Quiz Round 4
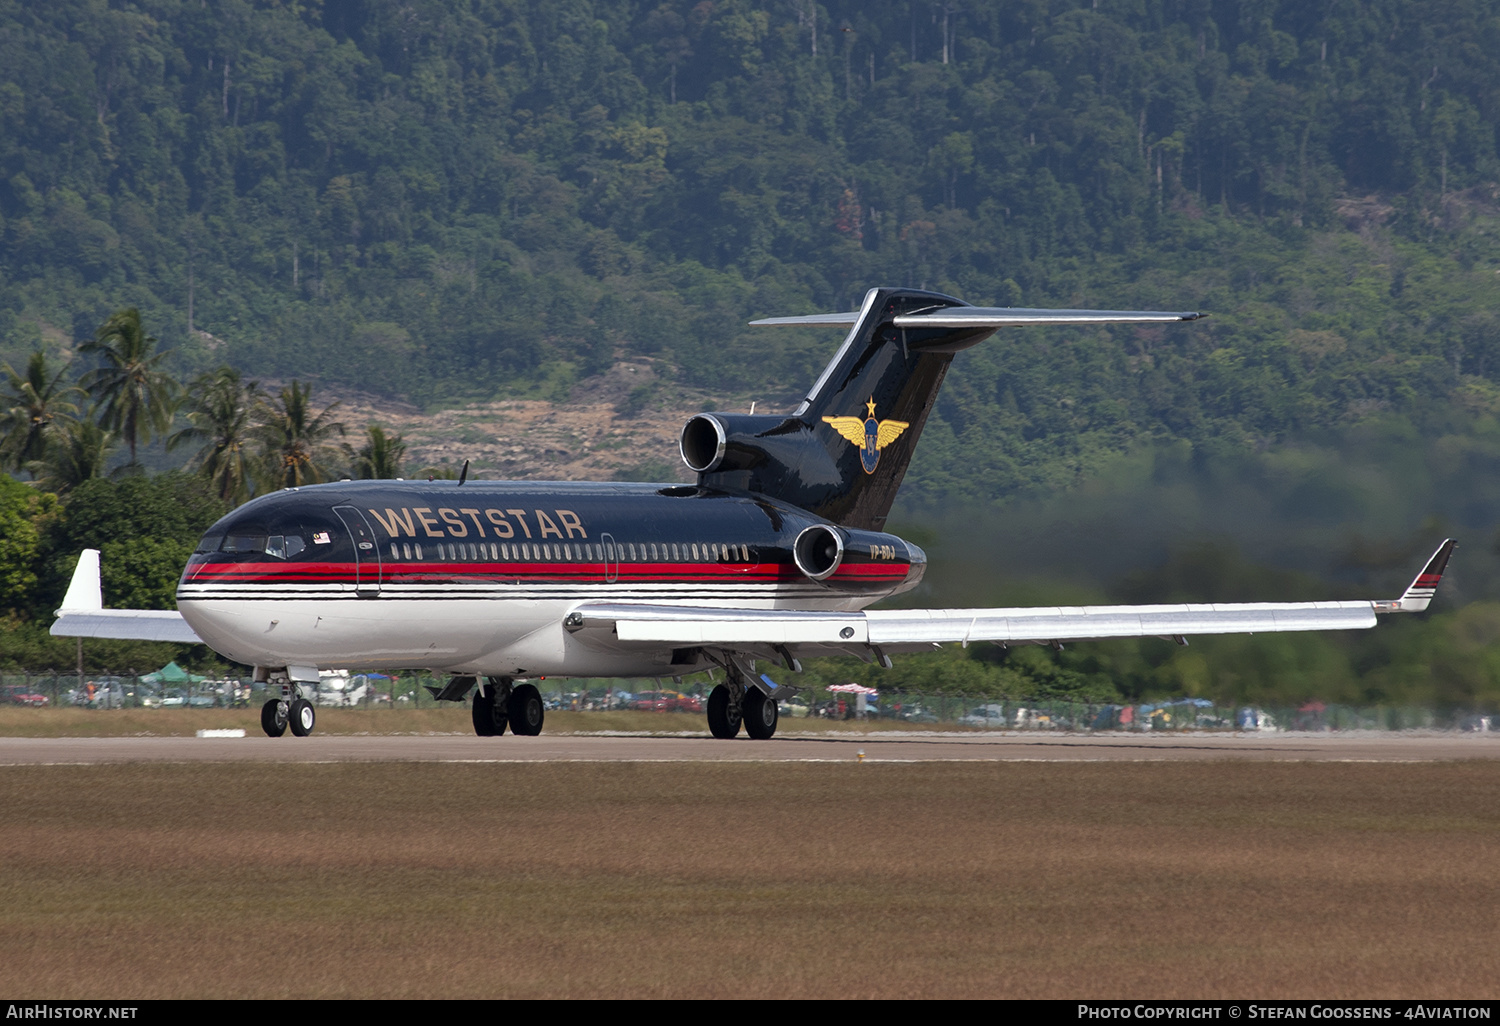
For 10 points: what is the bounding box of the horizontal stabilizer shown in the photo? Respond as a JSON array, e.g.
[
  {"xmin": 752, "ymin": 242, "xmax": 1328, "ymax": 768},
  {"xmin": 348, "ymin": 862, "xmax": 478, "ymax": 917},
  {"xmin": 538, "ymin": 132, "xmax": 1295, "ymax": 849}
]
[
  {"xmin": 891, "ymin": 307, "xmax": 1205, "ymax": 329},
  {"xmin": 750, "ymin": 308, "xmax": 1205, "ymax": 328},
  {"xmin": 749, "ymin": 312, "xmax": 861, "ymax": 326}
]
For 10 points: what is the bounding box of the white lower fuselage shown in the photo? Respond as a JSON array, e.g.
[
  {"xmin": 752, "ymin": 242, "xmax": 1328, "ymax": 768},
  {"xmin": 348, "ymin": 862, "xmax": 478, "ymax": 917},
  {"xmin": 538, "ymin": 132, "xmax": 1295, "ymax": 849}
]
[{"xmin": 178, "ymin": 583, "xmax": 874, "ymax": 678}]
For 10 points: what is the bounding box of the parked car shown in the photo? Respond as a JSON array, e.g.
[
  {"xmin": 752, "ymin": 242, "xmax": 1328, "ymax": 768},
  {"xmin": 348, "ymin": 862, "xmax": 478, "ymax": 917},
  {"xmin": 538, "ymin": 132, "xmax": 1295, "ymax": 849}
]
[
  {"xmin": 627, "ymin": 690, "xmax": 703, "ymax": 713},
  {"xmin": 1, "ymin": 684, "xmax": 49, "ymax": 707},
  {"xmin": 959, "ymin": 704, "xmax": 1008, "ymax": 727},
  {"xmin": 67, "ymin": 678, "xmax": 128, "ymax": 709}
]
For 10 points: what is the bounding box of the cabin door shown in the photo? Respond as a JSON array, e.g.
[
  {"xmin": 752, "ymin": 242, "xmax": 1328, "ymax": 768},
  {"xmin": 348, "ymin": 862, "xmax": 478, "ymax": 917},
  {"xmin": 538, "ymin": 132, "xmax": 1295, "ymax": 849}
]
[{"xmin": 333, "ymin": 506, "xmax": 382, "ymax": 596}]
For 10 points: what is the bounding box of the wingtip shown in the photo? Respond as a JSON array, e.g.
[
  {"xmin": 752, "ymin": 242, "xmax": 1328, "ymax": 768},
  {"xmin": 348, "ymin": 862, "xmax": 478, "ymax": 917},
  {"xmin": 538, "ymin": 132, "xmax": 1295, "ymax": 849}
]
[
  {"xmin": 57, "ymin": 548, "xmax": 103, "ymax": 613},
  {"xmin": 1386, "ymin": 538, "xmax": 1457, "ymax": 613}
]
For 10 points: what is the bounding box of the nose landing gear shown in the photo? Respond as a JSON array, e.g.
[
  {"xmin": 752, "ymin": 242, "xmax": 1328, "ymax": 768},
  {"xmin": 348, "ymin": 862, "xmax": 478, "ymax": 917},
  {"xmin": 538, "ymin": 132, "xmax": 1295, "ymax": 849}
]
[
  {"xmin": 259, "ymin": 676, "xmax": 316, "ymax": 737},
  {"xmin": 289, "ymin": 697, "xmax": 316, "ymax": 737}
]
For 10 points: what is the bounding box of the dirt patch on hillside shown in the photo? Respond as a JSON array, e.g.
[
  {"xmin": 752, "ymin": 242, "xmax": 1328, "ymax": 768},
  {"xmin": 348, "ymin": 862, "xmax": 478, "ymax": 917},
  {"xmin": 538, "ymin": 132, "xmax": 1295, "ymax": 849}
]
[{"xmin": 277, "ymin": 357, "xmax": 796, "ymax": 484}]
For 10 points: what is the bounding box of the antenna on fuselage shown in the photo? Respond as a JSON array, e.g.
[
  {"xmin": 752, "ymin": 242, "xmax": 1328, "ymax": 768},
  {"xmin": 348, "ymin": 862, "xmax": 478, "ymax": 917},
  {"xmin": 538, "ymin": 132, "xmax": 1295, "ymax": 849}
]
[{"xmin": 458, "ymin": 459, "xmax": 470, "ymax": 486}]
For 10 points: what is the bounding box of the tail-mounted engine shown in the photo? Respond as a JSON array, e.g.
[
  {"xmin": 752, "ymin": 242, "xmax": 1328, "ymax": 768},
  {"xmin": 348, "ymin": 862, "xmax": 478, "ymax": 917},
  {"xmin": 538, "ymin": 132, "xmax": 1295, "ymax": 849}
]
[
  {"xmin": 680, "ymin": 413, "xmax": 822, "ymax": 476},
  {"xmin": 791, "ymin": 521, "xmax": 925, "ymax": 589},
  {"xmin": 679, "ymin": 412, "xmax": 847, "ymax": 507}
]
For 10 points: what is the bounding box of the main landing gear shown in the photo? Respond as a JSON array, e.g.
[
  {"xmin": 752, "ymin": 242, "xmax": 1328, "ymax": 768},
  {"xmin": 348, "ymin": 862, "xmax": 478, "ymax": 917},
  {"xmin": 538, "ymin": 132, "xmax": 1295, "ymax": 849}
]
[
  {"xmin": 470, "ymin": 677, "xmax": 544, "ymax": 737},
  {"xmin": 706, "ymin": 664, "xmax": 779, "ymax": 740},
  {"xmin": 259, "ymin": 683, "xmax": 316, "ymax": 738}
]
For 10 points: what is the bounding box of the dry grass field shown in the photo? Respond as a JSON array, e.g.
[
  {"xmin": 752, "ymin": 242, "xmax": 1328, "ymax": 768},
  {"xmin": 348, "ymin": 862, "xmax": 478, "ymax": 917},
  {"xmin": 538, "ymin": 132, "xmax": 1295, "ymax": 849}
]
[
  {"xmin": 2, "ymin": 760, "xmax": 1497, "ymax": 999},
  {"xmin": 0, "ymin": 705, "xmax": 961, "ymax": 737}
]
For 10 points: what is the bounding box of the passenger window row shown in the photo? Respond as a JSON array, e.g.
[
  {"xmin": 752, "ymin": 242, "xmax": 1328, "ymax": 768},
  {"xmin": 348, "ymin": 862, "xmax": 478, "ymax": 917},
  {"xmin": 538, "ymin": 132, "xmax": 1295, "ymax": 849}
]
[{"xmin": 385, "ymin": 541, "xmax": 754, "ymax": 563}]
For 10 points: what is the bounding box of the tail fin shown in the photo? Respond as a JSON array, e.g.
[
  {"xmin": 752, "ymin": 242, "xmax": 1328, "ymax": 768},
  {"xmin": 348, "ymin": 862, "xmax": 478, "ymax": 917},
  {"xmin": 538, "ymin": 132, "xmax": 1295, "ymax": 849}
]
[{"xmin": 742, "ymin": 287, "xmax": 1203, "ymax": 530}]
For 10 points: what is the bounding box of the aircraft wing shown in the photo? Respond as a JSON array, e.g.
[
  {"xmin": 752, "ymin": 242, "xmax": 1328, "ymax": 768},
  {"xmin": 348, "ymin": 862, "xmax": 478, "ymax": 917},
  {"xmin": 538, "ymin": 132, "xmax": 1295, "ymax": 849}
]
[
  {"xmin": 48, "ymin": 549, "xmax": 204, "ymax": 644},
  {"xmin": 568, "ymin": 540, "xmax": 1455, "ymax": 656}
]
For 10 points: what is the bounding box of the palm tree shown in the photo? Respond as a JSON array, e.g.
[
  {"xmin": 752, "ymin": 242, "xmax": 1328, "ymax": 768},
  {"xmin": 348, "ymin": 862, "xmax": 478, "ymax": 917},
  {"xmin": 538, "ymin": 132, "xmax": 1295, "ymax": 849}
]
[
  {"xmin": 0, "ymin": 350, "xmax": 83, "ymax": 475},
  {"xmin": 80, "ymin": 307, "xmax": 180, "ymax": 466},
  {"xmin": 257, "ymin": 381, "xmax": 347, "ymax": 489},
  {"xmin": 26, "ymin": 418, "xmax": 118, "ymax": 494},
  {"xmin": 169, "ymin": 367, "xmax": 262, "ymax": 505},
  {"xmin": 352, "ymin": 424, "xmax": 407, "ymax": 479}
]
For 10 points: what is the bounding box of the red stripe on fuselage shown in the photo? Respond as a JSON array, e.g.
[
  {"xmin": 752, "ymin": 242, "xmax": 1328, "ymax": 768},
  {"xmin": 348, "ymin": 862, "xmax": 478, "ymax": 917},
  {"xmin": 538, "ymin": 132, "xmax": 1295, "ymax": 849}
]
[{"xmin": 182, "ymin": 559, "xmax": 909, "ymax": 586}]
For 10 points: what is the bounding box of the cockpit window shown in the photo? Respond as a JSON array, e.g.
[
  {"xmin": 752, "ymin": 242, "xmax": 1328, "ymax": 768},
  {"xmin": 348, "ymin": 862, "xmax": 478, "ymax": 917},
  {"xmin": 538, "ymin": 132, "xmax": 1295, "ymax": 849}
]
[
  {"xmin": 264, "ymin": 535, "xmax": 307, "ymax": 559},
  {"xmin": 195, "ymin": 532, "xmax": 224, "ymax": 554},
  {"xmin": 221, "ymin": 533, "xmax": 307, "ymax": 558}
]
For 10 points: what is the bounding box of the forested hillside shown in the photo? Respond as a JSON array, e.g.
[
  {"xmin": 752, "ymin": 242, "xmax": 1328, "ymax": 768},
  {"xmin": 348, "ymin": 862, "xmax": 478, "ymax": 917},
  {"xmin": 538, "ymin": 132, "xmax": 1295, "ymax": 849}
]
[
  {"xmin": 5, "ymin": 1, "xmax": 1500, "ymax": 491},
  {"xmin": 6, "ymin": 1, "xmax": 1500, "ymax": 704}
]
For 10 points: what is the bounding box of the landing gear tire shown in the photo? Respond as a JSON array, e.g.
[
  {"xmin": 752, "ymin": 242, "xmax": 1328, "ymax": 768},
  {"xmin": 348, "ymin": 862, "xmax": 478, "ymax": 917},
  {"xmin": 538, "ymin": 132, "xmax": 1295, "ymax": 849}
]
[
  {"xmin": 743, "ymin": 688, "xmax": 778, "ymax": 740},
  {"xmin": 507, "ymin": 684, "xmax": 544, "ymax": 736},
  {"xmin": 260, "ymin": 699, "xmax": 288, "ymax": 738},
  {"xmin": 289, "ymin": 697, "xmax": 316, "ymax": 737},
  {"xmin": 707, "ymin": 684, "xmax": 742, "ymax": 739},
  {"xmin": 472, "ymin": 687, "xmax": 508, "ymax": 737}
]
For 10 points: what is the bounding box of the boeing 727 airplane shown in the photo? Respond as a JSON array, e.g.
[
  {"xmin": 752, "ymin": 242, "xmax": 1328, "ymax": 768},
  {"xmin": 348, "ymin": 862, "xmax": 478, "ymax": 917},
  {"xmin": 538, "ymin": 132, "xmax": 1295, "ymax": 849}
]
[{"xmin": 51, "ymin": 287, "xmax": 1456, "ymax": 739}]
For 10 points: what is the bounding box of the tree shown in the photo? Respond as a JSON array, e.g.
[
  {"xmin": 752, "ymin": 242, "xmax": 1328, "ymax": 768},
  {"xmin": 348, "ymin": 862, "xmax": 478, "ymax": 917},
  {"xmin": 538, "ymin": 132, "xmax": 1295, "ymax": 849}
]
[
  {"xmin": 38, "ymin": 472, "xmax": 228, "ymax": 615},
  {"xmin": 26, "ymin": 418, "xmax": 117, "ymax": 495},
  {"xmin": 256, "ymin": 381, "xmax": 347, "ymax": 489},
  {"xmin": 0, "ymin": 473, "xmax": 56, "ymax": 616},
  {"xmin": 169, "ymin": 367, "xmax": 262, "ymax": 505},
  {"xmin": 80, "ymin": 308, "xmax": 179, "ymax": 466},
  {"xmin": 352, "ymin": 424, "xmax": 407, "ymax": 479},
  {"xmin": 0, "ymin": 350, "xmax": 83, "ymax": 474}
]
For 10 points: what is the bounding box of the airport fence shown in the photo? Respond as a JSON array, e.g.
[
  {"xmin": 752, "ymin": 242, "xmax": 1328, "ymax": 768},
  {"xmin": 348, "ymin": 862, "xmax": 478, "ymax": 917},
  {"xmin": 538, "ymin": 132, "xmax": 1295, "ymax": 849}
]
[{"xmin": 2, "ymin": 670, "xmax": 1494, "ymax": 731}]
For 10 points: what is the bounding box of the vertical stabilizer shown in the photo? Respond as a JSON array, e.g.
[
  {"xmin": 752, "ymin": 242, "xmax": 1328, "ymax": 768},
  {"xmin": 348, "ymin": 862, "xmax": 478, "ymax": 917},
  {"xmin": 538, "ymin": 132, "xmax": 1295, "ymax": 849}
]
[{"xmin": 725, "ymin": 288, "xmax": 1204, "ymax": 530}]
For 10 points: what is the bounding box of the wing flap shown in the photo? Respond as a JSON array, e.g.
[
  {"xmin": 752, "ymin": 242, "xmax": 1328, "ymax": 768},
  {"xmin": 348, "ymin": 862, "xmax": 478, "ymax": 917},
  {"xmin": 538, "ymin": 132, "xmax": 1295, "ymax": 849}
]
[
  {"xmin": 569, "ymin": 599, "xmax": 1379, "ymax": 650},
  {"xmin": 865, "ymin": 602, "xmax": 1377, "ymax": 645},
  {"xmin": 577, "ymin": 604, "xmax": 869, "ymax": 645}
]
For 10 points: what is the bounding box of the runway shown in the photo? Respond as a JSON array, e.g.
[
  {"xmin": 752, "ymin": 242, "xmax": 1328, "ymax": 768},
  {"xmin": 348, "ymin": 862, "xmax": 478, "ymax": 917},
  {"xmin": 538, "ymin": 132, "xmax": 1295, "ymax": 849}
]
[{"xmin": 3, "ymin": 729, "xmax": 1498, "ymax": 764}]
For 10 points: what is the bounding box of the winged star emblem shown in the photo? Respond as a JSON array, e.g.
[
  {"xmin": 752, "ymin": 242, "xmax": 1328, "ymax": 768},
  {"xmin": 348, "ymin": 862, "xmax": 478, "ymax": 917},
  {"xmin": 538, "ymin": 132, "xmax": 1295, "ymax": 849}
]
[{"xmin": 822, "ymin": 397, "xmax": 910, "ymax": 474}]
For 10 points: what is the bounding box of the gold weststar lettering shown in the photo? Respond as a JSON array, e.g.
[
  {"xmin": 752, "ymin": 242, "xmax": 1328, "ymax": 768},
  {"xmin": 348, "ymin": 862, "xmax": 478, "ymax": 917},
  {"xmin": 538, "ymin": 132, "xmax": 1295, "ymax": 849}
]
[{"xmin": 367, "ymin": 507, "xmax": 587, "ymax": 541}]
